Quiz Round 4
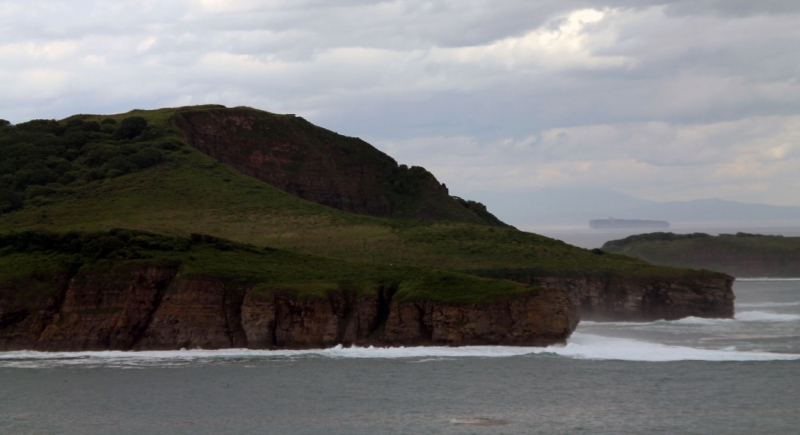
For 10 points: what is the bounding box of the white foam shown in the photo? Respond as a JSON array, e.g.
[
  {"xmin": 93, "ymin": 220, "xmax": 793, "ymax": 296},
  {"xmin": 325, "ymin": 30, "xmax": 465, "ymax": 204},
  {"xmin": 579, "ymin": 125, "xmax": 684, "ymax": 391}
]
[
  {"xmin": 735, "ymin": 311, "xmax": 800, "ymax": 322},
  {"xmin": 1, "ymin": 332, "xmax": 798, "ymax": 367},
  {"xmin": 737, "ymin": 301, "xmax": 800, "ymax": 308},
  {"xmin": 582, "ymin": 310, "xmax": 800, "ymax": 327},
  {"xmin": 553, "ymin": 333, "xmax": 800, "ymax": 362},
  {"xmin": 667, "ymin": 316, "xmax": 734, "ymax": 325},
  {"xmin": 450, "ymin": 418, "xmax": 510, "ymax": 426},
  {"xmin": 580, "ymin": 320, "xmax": 655, "ymax": 327},
  {"xmin": 737, "ymin": 278, "xmax": 800, "ymax": 281}
]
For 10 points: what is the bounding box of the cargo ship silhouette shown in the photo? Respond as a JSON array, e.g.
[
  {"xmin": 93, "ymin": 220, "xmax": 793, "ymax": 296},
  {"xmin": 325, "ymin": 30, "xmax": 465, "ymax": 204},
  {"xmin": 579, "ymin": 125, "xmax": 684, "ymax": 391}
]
[{"xmin": 589, "ymin": 217, "xmax": 670, "ymax": 229}]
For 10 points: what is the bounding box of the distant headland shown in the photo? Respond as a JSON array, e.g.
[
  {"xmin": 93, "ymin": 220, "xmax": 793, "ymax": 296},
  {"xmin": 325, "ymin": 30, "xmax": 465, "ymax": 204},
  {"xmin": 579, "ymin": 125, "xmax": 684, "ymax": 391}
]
[{"xmin": 590, "ymin": 218, "xmax": 670, "ymax": 229}]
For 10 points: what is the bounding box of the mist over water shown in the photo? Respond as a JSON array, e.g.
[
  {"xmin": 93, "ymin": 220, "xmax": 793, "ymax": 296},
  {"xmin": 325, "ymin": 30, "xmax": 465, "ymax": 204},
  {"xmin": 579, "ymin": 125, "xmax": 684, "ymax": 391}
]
[{"xmin": 1, "ymin": 280, "xmax": 798, "ymax": 434}]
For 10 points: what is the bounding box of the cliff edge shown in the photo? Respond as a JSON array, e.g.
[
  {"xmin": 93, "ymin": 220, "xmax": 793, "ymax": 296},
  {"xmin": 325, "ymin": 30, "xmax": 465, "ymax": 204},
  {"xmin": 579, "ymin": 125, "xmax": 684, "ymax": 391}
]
[{"xmin": 0, "ymin": 231, "xmax": 577, "ymax": 351}]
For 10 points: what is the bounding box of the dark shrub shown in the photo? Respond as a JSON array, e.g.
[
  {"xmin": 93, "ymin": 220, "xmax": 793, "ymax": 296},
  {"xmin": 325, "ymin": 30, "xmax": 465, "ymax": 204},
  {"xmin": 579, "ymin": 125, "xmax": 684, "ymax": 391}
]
[
  {"xmin": 115, "ymin": 116, "xmax": 148, "ymax": 140},
  {"xmin": 15, "ymin": 119, "xmax": 64, "ymax": 136},
  {"xmin": 0, "ymin": 188, "xmax": 23, "ymax": 213},
  {"xmin": 129, "ymin": 147, "xmax": 163, "ymax": 169},
  {"xmin": 83, "ymin": 144, "xmax": 120, "ymax": 167},
  {"xmin": 101, "ymin": 118, "xmax": 117, "ymax": 125},
  {"xmin": 0, "ymin": 120, "xmax": 10, "ymax": 127},
  {"xmin": 66, "ymin": 119, "xmax": 84, "ymax": 130},
  {"xmin": 26, "ymin": 184, "xmax": 59, "ymax": 199},
  {"xmin": 14, "ymin": 163, "xmax": 59, "ymax": 188},
  {"xmin": 84, "ymin": 168, "xmax": 106, "ymax": 181},
  {"xmin": 83, "ymin": 121, "xmax": 101, "ymax": 132},
  {"xmin": 104, "ymin": 156, "xmax": 137, "ymax": 174}
]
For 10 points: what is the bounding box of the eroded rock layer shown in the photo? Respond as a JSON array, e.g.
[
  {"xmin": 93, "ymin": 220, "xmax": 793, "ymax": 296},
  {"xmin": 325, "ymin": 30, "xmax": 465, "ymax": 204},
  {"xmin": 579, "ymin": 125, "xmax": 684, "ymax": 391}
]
[
  {"xmin": 0, "ymin": 267, "xmax": 578, "ymax": 351},
  {"xmin": 485, "ymin": 273, "xmax": 735, "ymax": 321}
]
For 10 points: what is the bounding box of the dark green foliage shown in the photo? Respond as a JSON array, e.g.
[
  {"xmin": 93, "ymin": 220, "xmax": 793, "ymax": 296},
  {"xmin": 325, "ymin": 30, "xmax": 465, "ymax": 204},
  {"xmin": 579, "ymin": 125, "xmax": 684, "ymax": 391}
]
[
  {"xmin": 0, "ymin": 188, "xmax": 22, "ymax": 213},
  {"xmin": 114, "ymin": 116, "xmax": 148, "ymax": 139},
  {"xmin": 15, "ymin": 119, "xmax": 64, "ymax": 135},
  {"xmin": 129, "ymin": 147, "xmax": 163, "ymax": 168},
  {"xmin": 0, "ymin": 230, "xmax": 535, "ymax": 304},
  {"xmin": 0, "ymin": 120, "xmax": 11, "ymax": 127},
  {"xmin": 0, "ymin": 229, "xmax": 191, "ymax": 261},
  {"xmin": 101, "ymin": 119, "xmax": 117, "ymax": 125},
  {"xmin": 0, "ymin": 114, "xmax": 180, "ymax": 213},
  {"xmin": 453, "ymin": 196, "xmax": 511, "ymax": 228},
  {"xmin": 83, "ymin": 121, "xmax": 102, "ymax": 132},
  {"xmin": 602, "ymin": 232, "xmax": 711, "ymax": 248},
  {"xmin": 389, "ymin": 164, "xmax": 431, "ymax": 196}
]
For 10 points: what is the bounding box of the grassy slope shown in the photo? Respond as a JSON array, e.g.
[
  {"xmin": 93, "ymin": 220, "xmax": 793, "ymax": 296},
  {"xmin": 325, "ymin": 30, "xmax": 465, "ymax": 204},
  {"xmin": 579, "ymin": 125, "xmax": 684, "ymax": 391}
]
[
  {"xmin": 0, "ymin": 106, "xmax": 716, "ymax": 289},
  {"xmin": 0, "ymin": 230, "xmax": 533, "ymax": 305},
  {"xmin": 603, "ymin": 232, "xmax": 800, "ymax": 277}
]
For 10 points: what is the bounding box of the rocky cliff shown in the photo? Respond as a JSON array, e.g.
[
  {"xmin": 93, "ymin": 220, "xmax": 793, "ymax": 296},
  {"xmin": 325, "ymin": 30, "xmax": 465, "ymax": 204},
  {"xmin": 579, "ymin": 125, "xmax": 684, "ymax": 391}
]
[
  {"xmin": 474, "ymin": 271, "xmax": 734, "ymax": 321},
  {"xmin": 173, "ymin": 107, "xmax": 507, "ymax": 226},
  {"xmin": 0, "ymin": 266, "xmax": 578, "ymax": 351}
]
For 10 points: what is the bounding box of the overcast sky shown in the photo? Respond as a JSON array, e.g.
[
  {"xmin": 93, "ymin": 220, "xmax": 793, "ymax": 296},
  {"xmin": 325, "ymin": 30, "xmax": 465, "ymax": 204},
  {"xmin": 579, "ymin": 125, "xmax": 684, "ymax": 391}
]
[{"xmin": 2, "ymin": 0, "xmax": 799, "ymax": 206}]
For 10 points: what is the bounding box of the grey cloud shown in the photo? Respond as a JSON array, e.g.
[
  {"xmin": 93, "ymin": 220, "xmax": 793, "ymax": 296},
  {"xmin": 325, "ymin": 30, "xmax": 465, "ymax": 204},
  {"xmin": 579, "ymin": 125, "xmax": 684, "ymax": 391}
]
[{"xmin": 1, "ymin": 0, "xmax": 799, "ymax": 206}]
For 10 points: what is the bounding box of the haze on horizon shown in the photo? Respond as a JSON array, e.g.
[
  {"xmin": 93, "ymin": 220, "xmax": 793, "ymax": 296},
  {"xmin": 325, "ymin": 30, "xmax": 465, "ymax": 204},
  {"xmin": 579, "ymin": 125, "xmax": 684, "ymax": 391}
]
[{"xmin": 2, "ymin": 0, "xmax": 799, "ymax": 212}]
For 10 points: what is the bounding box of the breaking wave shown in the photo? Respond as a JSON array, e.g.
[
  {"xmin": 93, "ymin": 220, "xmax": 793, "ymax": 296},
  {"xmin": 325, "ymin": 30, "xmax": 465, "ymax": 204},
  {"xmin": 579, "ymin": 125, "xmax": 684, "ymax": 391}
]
[
  {"xmin": 583, "ymin": 310, "xmax": 800, "ymax": 327},
  {"xmin": 737, "ymin": 301, "xmax": 800, "ymax": 308},
  {"xmin": 1, "ymin": 332, "xmax": 798, "ymax": 368}
]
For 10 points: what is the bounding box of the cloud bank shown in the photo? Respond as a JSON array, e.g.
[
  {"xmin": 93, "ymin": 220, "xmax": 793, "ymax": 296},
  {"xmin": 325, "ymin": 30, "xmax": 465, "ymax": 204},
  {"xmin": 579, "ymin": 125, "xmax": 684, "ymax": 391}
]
[{"xmin": 1, "ymin": 0, "xmax": 798, "ymax": 206}]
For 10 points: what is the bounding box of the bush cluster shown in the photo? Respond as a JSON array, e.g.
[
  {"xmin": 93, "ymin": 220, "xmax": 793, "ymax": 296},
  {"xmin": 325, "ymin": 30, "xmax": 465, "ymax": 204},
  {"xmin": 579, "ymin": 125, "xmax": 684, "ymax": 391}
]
[
  {"xmin": 0, "ymin": 116, "xmax": 184, "ymax": 214},
  {"xmin": 0, "ymin": 229, "xmax": 192, "ymax": 261},
  {"xmin": 0, "ymin": 230, "xmax": 261, "ymax": 262}
]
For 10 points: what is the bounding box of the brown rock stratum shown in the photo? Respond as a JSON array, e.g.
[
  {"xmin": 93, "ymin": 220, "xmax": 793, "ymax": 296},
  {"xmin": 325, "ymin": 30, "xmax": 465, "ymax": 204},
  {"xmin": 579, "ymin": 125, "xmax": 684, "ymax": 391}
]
[{"xmin": 0, "ymin": 266, "xmax": 579, "ymax": 351}]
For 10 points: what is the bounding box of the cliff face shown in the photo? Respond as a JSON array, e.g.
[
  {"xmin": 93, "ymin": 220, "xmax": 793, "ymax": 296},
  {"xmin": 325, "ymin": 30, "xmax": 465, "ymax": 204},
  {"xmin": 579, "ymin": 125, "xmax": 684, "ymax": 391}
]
[
  {"xmin": 0, "ymin": 267, "xmax": 578, "ymax": 351},
  {"xmin": 173, "ymin": 107, "xmax": 506, "ymax": 225},
  {"xmin": 483, "ymin": 273, "xmax": 734, "ymax": 321}
]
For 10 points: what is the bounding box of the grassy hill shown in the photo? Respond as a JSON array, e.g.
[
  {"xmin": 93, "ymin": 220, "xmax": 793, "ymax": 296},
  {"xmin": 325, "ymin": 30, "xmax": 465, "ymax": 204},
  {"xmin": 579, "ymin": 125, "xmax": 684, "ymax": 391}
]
[
  {"xmin": 603, "ymin": 232, "xmax": 800, "ymax": 277},
  {"xmin": 0, "ymin": 105, "xmax": 715, "ymax": 290}
]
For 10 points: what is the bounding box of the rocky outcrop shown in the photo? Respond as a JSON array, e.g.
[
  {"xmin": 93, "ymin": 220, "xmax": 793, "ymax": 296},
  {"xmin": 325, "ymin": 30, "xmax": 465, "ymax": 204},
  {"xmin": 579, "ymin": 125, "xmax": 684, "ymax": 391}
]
[
  {"xmin": 482, "ymin": 272, "xmax": 734, "ymax": 321},
  {"xmin": 37, "ymin": 266, "xmax": 176, "ymax": 351},
  {"xmin": 383, "ymin": 290, "xmax": 578, "ymax": 346},
  {"xmin": 0, "ymin": 268, "xmax": 578, "ymax": 351},
  {"xmin": 173, "ymin": 107, "xmax": 506, "ymax": 225}
]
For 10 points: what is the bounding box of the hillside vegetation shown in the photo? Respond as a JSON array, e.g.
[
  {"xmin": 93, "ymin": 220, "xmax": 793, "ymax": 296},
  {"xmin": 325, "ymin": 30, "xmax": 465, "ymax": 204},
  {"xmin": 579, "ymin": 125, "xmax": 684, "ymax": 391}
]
[
  {"xmin": 0, "ymin": 229, "xmax": 534, "ymax": 305},
  {"xmin": 603, "ymin": 232, "xmax": 800, "ymax": 277},
  {"xmin": 0, "ymin": 106, "xmax": 715, "ymax": 293}
]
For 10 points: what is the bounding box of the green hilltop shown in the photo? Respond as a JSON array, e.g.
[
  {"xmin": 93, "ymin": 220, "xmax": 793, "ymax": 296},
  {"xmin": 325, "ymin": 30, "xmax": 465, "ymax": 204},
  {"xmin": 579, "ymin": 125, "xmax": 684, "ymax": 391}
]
[{"xmin": 0, "ymin": 106, "xmax": 716, "ymax": 304}]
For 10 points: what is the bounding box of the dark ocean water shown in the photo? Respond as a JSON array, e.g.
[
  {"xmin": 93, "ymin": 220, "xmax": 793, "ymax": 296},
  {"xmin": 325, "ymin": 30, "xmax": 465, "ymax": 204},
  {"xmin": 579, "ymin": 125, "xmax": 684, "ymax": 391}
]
[{"xmin": 1, "ymin": 280, "xmax": 798, "ymax": 435}]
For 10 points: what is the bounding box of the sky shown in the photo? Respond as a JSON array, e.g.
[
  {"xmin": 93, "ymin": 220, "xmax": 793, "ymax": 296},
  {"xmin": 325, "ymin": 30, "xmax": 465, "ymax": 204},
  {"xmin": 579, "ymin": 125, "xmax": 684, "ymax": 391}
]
[{"xmin": 1, "ymin": 0, "xmax": 799, "ymax": 206}]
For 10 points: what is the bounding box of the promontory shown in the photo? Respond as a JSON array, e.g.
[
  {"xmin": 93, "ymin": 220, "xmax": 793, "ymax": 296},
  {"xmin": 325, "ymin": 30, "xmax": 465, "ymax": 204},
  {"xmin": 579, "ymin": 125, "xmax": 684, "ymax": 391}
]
[{"xmin": 0, "ymin": 106, "xmax": 733, "ymax": 351}]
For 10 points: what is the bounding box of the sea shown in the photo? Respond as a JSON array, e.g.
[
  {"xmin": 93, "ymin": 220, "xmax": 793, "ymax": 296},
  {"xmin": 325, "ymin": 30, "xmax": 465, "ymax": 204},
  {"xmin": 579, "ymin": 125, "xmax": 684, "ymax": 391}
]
[{"xmin": 0, "ymin": 278, "xmax": 797, "ymax": 434}]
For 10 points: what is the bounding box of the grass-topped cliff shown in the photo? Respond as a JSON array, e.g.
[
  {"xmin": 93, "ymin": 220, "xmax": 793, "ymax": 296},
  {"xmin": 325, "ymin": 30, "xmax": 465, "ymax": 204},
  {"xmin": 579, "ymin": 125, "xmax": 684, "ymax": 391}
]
[
  {"xmin": 603, "ymin": 232, "xmax": 800, "ymax": 277},
  {"xmin": 0, "ymin": 104, "xmax": 732, "ymax": 329},
  {"xmin": 0, "ymin": 229, "xmax": 533, "ymax": 306}
]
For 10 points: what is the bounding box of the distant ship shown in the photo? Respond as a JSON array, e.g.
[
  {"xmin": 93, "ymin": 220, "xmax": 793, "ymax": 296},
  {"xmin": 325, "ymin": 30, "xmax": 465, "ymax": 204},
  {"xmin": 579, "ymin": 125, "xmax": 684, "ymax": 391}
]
[{"xmin": 589, "ymin": 217, "xmax": 670, "ymax": 229}]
